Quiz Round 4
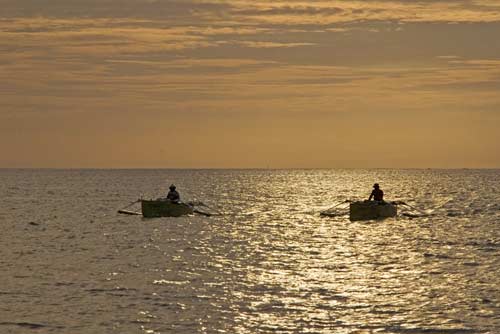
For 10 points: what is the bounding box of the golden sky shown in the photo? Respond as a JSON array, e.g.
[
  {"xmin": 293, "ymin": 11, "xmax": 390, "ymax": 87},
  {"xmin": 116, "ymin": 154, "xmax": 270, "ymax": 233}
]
[{"xmin": 1, "ymin": 0, "xmax": 500, "ymax": 168}]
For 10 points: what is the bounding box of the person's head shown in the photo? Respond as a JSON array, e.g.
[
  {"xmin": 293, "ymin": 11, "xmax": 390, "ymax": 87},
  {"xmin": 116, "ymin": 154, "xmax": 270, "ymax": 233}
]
[
  {"xmin": 169, "ymin": 184, "xmax": 176, "ymax": 190},
  {"xmin": 373, "ymin": 183, "xmax": 380, "ymax": 189}
]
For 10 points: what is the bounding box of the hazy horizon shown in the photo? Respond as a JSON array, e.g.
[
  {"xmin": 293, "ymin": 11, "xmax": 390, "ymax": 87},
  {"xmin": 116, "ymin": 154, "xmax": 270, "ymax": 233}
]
[
  {"xmin": 1, "ymin": 167, "xmax": 499, "ymax": 171},
  {"xmin": 2, "ymin": 1, "xmax": 500, "ymax": 168}
]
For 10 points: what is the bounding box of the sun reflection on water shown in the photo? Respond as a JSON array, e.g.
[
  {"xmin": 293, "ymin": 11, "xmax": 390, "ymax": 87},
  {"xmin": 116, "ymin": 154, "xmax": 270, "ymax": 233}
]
[{"xmin": 0, "ymin": 169, "xmax": 498, "ymax": 333}]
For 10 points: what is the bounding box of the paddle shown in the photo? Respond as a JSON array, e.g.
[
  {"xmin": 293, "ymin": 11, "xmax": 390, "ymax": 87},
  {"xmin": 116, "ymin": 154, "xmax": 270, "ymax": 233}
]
[
  {"xmin": 193, "ymin": 209, "xmax": 212, "ymax": 217},
  {"xmin": 394, "ymin": 201, "xmax": 429, "ymax": 216},
  {"xmin": 117, "ymin": 199, "xmax": 141, "ymax": 215},
  {"xmin": 187, "ymin": 201, "xmax": 222, "ymax": 216},
  {"xmin": 323, "ymin": 199, "xmax": 351, "ymax": 211},
  {"xmin": 118, "ymin": 209, "xmax": 142, "ymax": 215},
  {"xmin": 320, "ymin": 200, "xmax": 351, "ymax": 217}
]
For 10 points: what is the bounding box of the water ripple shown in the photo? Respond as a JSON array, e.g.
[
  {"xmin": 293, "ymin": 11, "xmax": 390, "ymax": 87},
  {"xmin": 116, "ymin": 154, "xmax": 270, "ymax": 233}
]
[{"xmin": 0, "ymin": 169, "xmax": 499, "ymax": 333}]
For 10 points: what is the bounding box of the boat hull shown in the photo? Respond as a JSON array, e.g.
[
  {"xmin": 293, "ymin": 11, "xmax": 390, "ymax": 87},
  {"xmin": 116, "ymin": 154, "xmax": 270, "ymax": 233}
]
[
  {"xmin": 141, "ymin": 200, "xmax": 194, "ymax": 218},
  {"xmin": 349, "ymin": 201, "xmax": 397, "ymax": 221}
]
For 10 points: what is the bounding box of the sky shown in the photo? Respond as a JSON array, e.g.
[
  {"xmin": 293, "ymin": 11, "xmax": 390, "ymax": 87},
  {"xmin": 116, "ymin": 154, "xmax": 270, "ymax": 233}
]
[{"xmin": 1, "ymin": 0, "xmax": 500, "ymax": 168}]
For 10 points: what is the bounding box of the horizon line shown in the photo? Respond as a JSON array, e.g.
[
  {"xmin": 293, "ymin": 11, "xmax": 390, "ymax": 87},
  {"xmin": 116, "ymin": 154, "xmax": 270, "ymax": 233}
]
[{"xmin": 1, "ymin": 167, "xmax": 499, "ymax": 171}]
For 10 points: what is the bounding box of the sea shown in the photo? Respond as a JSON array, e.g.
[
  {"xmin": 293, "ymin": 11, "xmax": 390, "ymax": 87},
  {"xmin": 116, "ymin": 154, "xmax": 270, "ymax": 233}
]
[{"xmin": 0, "ymin": 169, "xmax": 499, "ymax": 334}]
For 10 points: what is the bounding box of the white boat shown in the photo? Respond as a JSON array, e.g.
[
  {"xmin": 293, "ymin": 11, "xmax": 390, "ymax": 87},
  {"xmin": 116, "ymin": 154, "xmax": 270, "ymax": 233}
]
[{"xmin": 349, "ymin": 200, "xmax": 397, "ymax": 221}]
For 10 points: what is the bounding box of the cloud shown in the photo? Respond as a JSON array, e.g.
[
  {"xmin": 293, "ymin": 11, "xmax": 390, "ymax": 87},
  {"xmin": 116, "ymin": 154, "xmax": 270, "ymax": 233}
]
[
  {"xmin": 107, "ymin": 58, "xmax": 278, "ymax": 68},
  {"xmin": 3, "ymin": 1, "xmax": 500, "ymax": 25},
  {"xmin": 437, "ymin": 55, "xmax": 462, "ymax": 59},
  {"xmin": 231, "ymin": 41, "xmax": 316, "ymax": 48},
  {"xmin": 226, "ymin": 1, "xmax": 500, "ymax": 24},
  {"xmin": 324, "ymin": 28, "xmax": 352, "ymax": 33},
  {"xmin": 422, "ymin": 80, "xmax": 500, "ymax": 91},
  {"xmin": 232, "ymin": 5, "xmax": 345, "ymax": 16},
  {"xmin": 1, "ymin": 2, "xmax": 500, "ymax": 115},
  {"xmin": 449, "ymin": 59, "xmax": 500, "ymax": 66},
  {"xmin": 0, "ymin": 0, "xmax": 231, "ymax": 20},
  {"xmin": 0, "ymin": 19, "xmax": 266, "ymax": 61}
]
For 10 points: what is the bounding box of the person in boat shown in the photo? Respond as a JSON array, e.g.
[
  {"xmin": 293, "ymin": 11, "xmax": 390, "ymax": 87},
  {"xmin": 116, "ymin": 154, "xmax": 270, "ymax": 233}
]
[
  {"xmin": 368, "ymin": 183, "xmax": 384, "ymax": 202},
  {"xmin": 166, "ymin": 184, "xmax": 180, "ymax": 203}
]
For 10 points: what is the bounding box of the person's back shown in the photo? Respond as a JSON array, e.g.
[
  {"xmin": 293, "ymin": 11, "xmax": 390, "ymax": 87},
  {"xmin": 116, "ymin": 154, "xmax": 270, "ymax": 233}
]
[
  {"xmin": 369, "ymin": 183, "xmax": 384, "ymax": 202},
  {"xmin": 166, "ymin": 184, "xmax": 180, "ymax": 203}
]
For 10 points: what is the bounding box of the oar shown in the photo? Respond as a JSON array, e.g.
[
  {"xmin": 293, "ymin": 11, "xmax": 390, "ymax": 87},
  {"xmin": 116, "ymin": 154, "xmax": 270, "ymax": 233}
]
[
  {"xmin": 118, "ymin": 199, "xmax": 141, "ymax": 215},
  {"xmin": 118, "ymin": 209, "xmax": 142, "ymax": 215},
  {"xmin": 199, "ymin": 203, "xmax": 223, "ymax": 215},
  {"xmin": 320, "ymin": 200, "xmax": 351, "ymax": 217},
  {"xmin": 396, "ymin": 201, "xmax": 429, "ymax": 215},
  {"xmin": 177, "ymin": 201, "xmax": 211, "ymax": 217},
  {"xmin": 193, "ymin": 209, "xmax": 212, "ymax": 217},
  {"xmin": 187, "ymin": 201, "xmax": 222, "ymax": 215},
  {"xmin": 323, "ymin": 199, "xmax": 351, "ymax": 211}
]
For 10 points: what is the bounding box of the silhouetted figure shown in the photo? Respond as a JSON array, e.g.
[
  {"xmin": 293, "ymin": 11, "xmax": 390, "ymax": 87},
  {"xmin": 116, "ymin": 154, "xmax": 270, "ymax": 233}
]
[
  {"xmin": 368, "ymin": 183, "xmax": 384, "ymax": 202},
  {"xmin": 166, "ymin": 184, "xmax": 180, "ymax": 203}
]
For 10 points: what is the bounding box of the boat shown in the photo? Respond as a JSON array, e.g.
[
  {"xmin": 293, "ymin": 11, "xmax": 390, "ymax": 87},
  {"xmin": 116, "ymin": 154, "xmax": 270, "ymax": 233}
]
[
  {"xmin": 349, "ymin": 200, "xmax": 397, "ymax": 221},
  {"xmin": 141, "ymin": 200, "xmax": 194, "ymax": 218}
]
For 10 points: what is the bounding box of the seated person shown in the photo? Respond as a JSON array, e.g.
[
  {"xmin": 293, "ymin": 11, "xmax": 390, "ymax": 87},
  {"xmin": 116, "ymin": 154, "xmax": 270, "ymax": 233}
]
[
  {"xmin": 368, "ymin": 183, "xmax": 384, "ymax": 202},
  {"xmin": 166, "ymin": 184, "xmax": 180, "ymax": 203}
]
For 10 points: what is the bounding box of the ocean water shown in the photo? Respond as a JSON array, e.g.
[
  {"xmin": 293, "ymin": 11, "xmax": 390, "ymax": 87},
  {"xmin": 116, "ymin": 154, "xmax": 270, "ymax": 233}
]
[{"xmin": 0, "ymin": 169, "xmax": 499, "ymax": 334}]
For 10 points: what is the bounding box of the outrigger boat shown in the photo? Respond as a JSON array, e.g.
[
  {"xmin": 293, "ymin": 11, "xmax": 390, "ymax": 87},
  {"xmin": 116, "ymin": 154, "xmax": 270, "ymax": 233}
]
[{"xmin": 118, "ymin": 199, "xmax": 211, "ymax": 218}]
